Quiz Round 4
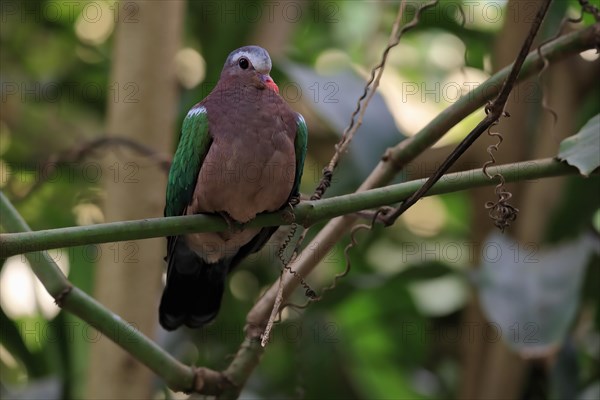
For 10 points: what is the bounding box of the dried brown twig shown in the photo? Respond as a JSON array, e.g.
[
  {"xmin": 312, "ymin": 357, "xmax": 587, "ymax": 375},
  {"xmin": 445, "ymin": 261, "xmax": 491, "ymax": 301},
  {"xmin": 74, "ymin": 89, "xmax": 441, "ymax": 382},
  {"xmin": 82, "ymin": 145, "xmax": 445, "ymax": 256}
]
[
  {"xmin": 281, "ymin": 207, "xmax": 391, "ymax": 314},
  {"xmin": 11, "ymin": 136, "xmax": 171, "ymax": 202}
]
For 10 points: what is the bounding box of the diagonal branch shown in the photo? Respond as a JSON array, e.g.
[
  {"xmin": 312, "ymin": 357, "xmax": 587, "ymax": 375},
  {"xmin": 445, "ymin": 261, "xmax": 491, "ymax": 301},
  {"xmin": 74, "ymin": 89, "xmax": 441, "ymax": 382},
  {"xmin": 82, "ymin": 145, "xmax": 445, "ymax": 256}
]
[
  {"xmin": 11, "ymin": 136, "xmax": 171, "ymax": 203},
  {"xmin": 244, "ymin": 22, "xmax": 600, "ymax": 334},
  {"xmin": 311, "ymin": 0, "xmax": 437, "ymax": 201},
  {"xmin": 381, "ymin": 0, "xmax": 554, "ymax": 225},
  {"xmin": 259, "ymin": 0, "xmax": 436, "ymax": 348},
  {"xmin": 0, "ymin": 192, "xmax": 197, "ymax": 392}
]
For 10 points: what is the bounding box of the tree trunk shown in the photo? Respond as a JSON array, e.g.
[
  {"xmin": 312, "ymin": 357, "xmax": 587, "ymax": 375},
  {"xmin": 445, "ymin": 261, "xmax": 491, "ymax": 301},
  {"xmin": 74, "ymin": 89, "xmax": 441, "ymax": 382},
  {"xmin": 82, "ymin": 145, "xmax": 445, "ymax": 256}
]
[
  {"xmin": 86, "ymin": 1, "xmax": 184, "ymax": 398},
  {"xmin": 459, "ymin": 1, "xmax": 588, "ymax": 398}
]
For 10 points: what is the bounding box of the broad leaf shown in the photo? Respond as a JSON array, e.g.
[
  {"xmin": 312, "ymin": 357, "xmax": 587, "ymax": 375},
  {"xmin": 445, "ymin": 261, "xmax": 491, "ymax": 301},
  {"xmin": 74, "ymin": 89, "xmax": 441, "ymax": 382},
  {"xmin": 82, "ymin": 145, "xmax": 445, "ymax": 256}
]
[
  {"xmin": 477, "ymin": 232, "xmax": 597, "ymax": 357},
  {"xmin": 558, "ymin": 114, "xmax": 600, "ymax": 176}
]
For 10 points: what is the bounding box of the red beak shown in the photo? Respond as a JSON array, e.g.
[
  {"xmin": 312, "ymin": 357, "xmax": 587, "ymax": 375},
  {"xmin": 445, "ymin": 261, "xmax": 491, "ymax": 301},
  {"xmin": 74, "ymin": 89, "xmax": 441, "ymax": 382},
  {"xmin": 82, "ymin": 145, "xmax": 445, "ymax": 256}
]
[{"xmin": 262, "ymin": 74, "xmax": 279, "ymax": 94}]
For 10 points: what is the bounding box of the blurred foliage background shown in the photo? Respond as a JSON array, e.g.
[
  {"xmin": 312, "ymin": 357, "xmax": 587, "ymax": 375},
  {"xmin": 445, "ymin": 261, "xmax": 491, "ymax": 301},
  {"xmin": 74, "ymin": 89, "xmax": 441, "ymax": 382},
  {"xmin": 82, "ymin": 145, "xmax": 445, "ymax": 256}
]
[{"xmin": 1, "ymin": 0, "xmax": 599, "ymax": 399}]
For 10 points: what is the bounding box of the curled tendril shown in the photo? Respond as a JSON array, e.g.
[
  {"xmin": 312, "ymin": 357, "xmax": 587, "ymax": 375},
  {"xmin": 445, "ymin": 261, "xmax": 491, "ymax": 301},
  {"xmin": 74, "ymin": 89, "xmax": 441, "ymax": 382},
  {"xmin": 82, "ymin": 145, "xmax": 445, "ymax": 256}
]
[
  {"xmin": 486, "ymin": 196, "xmax": 519, "ymax": 232},
  {"xmin": 536, "ymin": 43, "xmax": 559, "ymax": 129},
  {"xmin": 277, "ymin": 223, "xmax": 297, "ymax": 266},
  {"xmin": 532, "ymin": 0, "xmax": 600, "ymax": 136},
  {"xmin": 482, "ymin": 106, "xmax": 519, "ymax": 232},
  {"xmin": 281, "ymin": 208, "xmax": 388, "ymax": 313},
  {"xmin": 276, "ymin": 223, "xmax": 316, "ymax": 301},
  {"xmin": 261, "ymin": 224, "xmax": 315, "ymax": 346},
  {"xmin": 456, "ymin": 4, "xmax": 471, "ymax": 83}
]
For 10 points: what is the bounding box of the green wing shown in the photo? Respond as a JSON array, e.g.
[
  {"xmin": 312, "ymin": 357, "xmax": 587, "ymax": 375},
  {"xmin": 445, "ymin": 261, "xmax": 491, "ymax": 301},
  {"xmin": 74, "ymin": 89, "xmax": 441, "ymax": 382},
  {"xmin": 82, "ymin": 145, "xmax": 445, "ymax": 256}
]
[
  {"xmin": 292, "ymin": 113, "xmax": 308, "ymax": 197},
  {"xmin": 165, "ymin": 106, "xmax": 212, "ymax": 217}
]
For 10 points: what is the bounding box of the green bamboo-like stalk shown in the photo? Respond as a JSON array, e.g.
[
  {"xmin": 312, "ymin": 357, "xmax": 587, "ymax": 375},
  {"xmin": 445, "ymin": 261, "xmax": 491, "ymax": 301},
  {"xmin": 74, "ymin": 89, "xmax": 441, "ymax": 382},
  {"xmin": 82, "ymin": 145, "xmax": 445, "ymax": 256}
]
[
  {"xmin": 0, "ymin": 197, "xmax": 70, "ymax": 296},
  {"xmin": 0, "ymin": 193, "xmax": 196, "ymax": 392},
  {"xmin": 0, "ymin": 158, "xmax": 584, "ymax": 258},
  {"xmin": 219, "ymin": 337, "xmax": 264, "ymax": 399},
  {"xmin": 2, "ymin": 24, "xmax": 597, "ymax": 259},
  {"xmin": 379, "ymin": 23, "xmax": 599, "ymax": 182},
  {"xmin": 63, "ymin": 288, "xmax": 195, "ymax": 391}
]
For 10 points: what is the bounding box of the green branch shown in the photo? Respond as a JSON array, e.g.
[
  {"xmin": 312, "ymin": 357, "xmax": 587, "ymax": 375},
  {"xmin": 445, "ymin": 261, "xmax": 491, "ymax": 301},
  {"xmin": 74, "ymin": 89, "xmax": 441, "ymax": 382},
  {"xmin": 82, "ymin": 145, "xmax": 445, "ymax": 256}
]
[
  {"xmin": 0, "ymin": 197, "xmax": 70, "ymax": 297},
  {"xmin": 380, "ymin": 22, "xmax": 600, "ymax": 182},
  {"xmin": 1, "ymin": 158, "xmax": 584, "ymax": 258},
  {"xmin": 2, "ymin": 24, "xmax": 597, "ymax": 260},
  {"xmin": 63, "ymin": 288, "xmax": 195, "ymax": 391},
  {"xmin": 0, "ymin": 193, "xmax": 197, "ymax": 392}
]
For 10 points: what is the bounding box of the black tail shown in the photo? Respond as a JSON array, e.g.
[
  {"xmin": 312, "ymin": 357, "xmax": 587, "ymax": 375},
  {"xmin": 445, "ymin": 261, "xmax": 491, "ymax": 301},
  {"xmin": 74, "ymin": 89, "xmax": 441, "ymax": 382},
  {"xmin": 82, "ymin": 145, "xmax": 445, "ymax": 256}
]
[{"xmin": 159, "ymin": 238, "xmax": 229, "ymax": 331}]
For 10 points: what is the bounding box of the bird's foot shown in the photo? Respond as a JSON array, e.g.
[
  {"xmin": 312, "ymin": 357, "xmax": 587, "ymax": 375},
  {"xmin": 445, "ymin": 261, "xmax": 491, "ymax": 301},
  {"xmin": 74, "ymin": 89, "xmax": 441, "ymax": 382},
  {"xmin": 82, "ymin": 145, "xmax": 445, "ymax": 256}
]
[
  {"xmin": 282, "ymin": 196, "xmax": 300, "ymax": 224},
  {"xmin": 289, "ymin": 194, "xmax": 301, "ymax": 207}
]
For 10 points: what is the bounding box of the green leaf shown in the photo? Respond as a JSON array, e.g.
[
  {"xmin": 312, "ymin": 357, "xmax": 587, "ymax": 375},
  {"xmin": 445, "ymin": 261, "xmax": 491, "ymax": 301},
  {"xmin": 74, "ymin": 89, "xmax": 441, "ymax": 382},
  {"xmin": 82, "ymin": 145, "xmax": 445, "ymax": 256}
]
[
  {"xmin": 558, "ymin": 114, "xmax": 600, "ymax": 176},
  {"xmin": 478, "ymin": 232, "xmax": 597, "ymax": 357},
  {"xmin": 0, "ymin": 308, "xmax": 47, "ymax": 378}
]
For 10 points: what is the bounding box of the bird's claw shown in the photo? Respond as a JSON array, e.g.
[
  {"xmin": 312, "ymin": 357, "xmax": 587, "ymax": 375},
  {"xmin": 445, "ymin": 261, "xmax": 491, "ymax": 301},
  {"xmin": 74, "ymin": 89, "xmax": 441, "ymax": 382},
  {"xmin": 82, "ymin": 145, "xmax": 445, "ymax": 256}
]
[
  {"xmin": 289, "ymin": 194, "xmax": 301, "ymax": 207},
  {"xmin": 282, "ymin": 210, "xmax": 295, "ymax": 225},
  {"xmin": 282, "ymin": 197, "xmax": 299, "ymax": 224}
]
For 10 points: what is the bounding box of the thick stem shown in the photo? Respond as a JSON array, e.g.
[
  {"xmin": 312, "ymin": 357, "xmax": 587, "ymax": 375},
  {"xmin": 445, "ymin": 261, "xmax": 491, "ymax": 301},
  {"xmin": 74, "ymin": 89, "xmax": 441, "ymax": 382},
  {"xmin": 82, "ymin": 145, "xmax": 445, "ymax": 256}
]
[
  {"xmin": 0, "ymin": 192, "xmax": 70, "ymax": 296},
  {"xmin": 1, "ymin": 158, "xmax": 584, "ymax": 258},
  {"xmin": 62, "ymin": 287, "xmax": 195, "ymax": 392},
  {"xmin": 219, "ymin": 338, "xmax": 264, "ymax": 399},
  {"xmin": 0, "ymin": 192, "xmax": 204, "ymax": 394}
]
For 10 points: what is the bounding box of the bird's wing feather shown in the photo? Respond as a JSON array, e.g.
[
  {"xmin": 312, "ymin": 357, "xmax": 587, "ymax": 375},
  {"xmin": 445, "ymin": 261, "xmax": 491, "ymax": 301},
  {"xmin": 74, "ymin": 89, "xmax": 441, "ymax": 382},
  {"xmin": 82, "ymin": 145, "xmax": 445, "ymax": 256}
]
[
  {"xmin": 165, "ymin": 106, "xmax": 212, "ymax": 218},
  {"xmin": 292, "ymin": 113, "xmax": 308, "ymax": 197},
  {"xmin": 164, "ymin": 106, "xmax": 212, "ymax": 280}
]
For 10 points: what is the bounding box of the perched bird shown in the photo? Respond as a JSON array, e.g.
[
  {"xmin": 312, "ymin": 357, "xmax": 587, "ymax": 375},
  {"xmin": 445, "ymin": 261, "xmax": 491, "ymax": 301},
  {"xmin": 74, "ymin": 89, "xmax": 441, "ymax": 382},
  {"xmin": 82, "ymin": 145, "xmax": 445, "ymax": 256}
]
[{"xmin": 159, "ymin": 46, "xmax": 308, "ymax": 331}]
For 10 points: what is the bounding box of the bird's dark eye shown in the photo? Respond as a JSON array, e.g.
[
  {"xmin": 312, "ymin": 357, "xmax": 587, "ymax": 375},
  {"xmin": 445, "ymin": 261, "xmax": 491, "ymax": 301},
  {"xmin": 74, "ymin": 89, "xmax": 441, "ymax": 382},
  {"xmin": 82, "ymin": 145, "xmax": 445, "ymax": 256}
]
[{"xmin": 238, "ymin": 57, "xmax": 249, "ymax": 70}]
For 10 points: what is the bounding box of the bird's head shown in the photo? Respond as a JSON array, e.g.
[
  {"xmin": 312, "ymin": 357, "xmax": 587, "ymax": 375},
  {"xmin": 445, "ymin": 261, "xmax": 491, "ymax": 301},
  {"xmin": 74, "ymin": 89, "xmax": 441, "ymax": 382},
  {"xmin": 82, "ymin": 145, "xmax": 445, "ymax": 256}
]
[{"xmin": 221, "ymin": 45, "xmax": 279, "ymax": 94}]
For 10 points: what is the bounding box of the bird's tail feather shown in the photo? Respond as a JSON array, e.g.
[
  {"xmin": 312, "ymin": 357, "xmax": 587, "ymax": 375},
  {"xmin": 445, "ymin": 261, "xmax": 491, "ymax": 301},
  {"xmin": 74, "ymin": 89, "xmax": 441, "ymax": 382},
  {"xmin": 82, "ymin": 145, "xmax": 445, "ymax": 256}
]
[{"xmin": 159, "ymin": 239, "xmax": 229, "ymax": 331}]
